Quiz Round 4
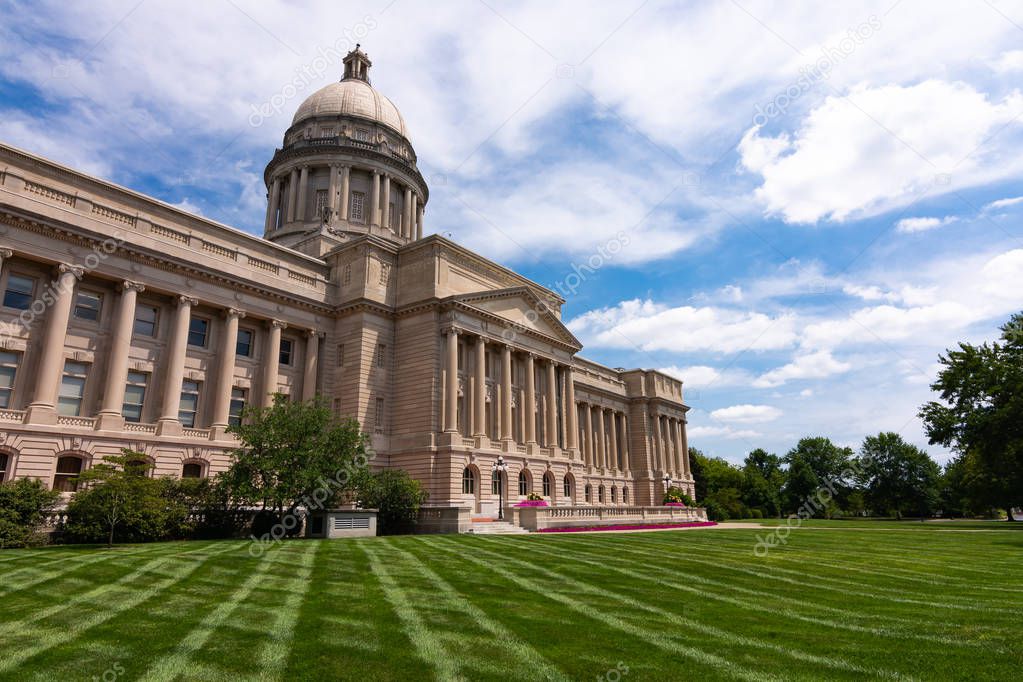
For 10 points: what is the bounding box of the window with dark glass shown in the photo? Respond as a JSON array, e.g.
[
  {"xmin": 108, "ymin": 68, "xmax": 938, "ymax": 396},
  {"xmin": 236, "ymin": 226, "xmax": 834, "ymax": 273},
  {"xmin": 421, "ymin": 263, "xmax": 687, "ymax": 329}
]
[
  {"xmin": 236, "ymin": 329, "xmax": 253, "ymax": 357},
  {"xmin": 0, "ymin": 452, "xmax": 8, "ymax": 481},
  {"xmin": 229, "ymin": 388, "xmax": 246, "ymax": 427},
  {"xmin": 57, "ymin": 361, "xmax": 89, "ymax": 416},
  {"xmin": 279, "ymin": 338, "xmax": 294, "ymax": 365},
  {"xmin": 0, "ymin": 351, "xmax": 19, "ymax": 409},
  {"xmin": 518, "ymin": 471, "xmax": 528, "ymax": 496},
  {"xmin": 3, "ymin": 274, "xmax": 35, "ymax": 310},
  {"xmin": 134, "ymin": 305, "xmax": 158, "ymax": 337},
  {"xmin": 73, "ymin": 291, "xmax": 102, "ymax": 321},
  {"xmin": 563, "ymin": 475, "xmax": 572, "ymax": 499},
  {"xmin": 462, "ymin": 467, "xmax": 475, "ymax": 495},
  {"xmin": 182, "ymin": 462, "xmax": 203, "ymax": 478},
  {"xmin": 179, "ymin": 380, "xmax": 200, "ymax": 428},
  {"xmin": 122, "ymin": 371, "xmax": 148, "ymax": 423},
  {"xmin": 53, "ymin": 455, "xmax": 83, "ymax": 492},
  {"xmin": 543, "ymin": 473, "xmax": 552, "ymax": 497},
  {"xmin": 187, "ymin": 317, "xmax": 209, "ymax": 347}
]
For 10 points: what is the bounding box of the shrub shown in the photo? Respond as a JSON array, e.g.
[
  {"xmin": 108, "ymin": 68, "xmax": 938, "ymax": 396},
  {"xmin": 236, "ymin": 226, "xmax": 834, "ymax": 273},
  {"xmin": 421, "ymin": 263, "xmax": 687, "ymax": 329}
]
[
  {"xmin": 663, "ymin": 486, "xmax": 695, "ymax": 506},
  {"xmin": 526, "ymin": 492, "xmax": 544, "ymax": 501},
  {"xmin": 0, "ymin": 478, "xmax": 61, "ymax": 548},
  {"xmin": 356, "ymin": 469, "xmax": 428, "ymax": 535},
  {"xmin": 749, "ymin": 508, "xmax": 764, "ymax": 519},
  {"xmin": 703, "ymin": 499, "xmax": 729, "ymax": 521}
]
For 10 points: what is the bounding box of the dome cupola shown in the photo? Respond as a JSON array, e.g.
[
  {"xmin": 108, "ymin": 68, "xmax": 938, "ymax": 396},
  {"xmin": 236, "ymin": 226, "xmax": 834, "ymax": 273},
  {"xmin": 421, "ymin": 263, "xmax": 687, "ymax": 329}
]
[{"xmin": 261, "ymin": 46, "xmax": 427, "ymax": 256}]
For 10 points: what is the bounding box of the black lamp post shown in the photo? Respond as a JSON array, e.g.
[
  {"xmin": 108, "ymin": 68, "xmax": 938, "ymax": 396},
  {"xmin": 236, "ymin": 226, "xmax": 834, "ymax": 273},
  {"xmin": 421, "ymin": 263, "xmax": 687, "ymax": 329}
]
[{"xmin": 492, "ymin": 456, "xmax": 508, "ymax": 520}]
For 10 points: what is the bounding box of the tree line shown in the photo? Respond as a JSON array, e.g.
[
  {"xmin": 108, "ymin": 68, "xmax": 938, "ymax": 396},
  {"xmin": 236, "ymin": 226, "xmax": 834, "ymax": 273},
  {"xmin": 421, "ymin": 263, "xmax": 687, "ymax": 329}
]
[{"xmin": 695, "ymin": 312, "xmax": 1023, "ymax": 521}]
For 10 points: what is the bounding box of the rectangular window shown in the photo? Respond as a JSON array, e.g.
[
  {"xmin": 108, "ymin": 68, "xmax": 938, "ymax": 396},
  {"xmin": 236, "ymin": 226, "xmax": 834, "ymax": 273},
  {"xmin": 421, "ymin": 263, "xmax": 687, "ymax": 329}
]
[
  {"xmin": 58, "ymin": 361, "xmax": 89, "ymax": 416},
  {"xmin": 320, "ymin": 127, "xmax": 334, "ymax": 138},
  {"xmin": 376, "ymin": 343, "xmax": 387, "ymax": 368},
  {"xmin": 0, "ymin": 351, "xmax": 19, "ymax": 409},
  {"xmin": 315, "ymin": 189, "xmax": 329, "ymax": 218},
  {"xmin": 134, "ymin": 305, "xmax": 158, "ymax": 337},
  {"xmin": 349, "ymin": 192, "xmax": 365, "ymax": 223},
  {"xmin": 375, "ymin": 397, "xmax": 384, "ymax": 433},
  {"xmin": 122, "ymin": 371, "xmax": 148, "ymax": 423},
  {"xmin": 236, "ymin": 329, "xmax": 253, "ymax": 357},
  {"xmin": 388, "ymin": 202, "xmax": 395, "ymax": 227},
  {"xmin": 3, "ymin": 274, "xmax": 35, "ymax": 310},
  {"xmin": 73, "ymin": 291, "xmax": 102, "ymax": 321},
  {"xmin": 228, "ymin": 387, "xmax": 246, "ymax": 427},
  {"xmin": 355, "ymin": 128, "xmax": 371, "ymax": 142},
  {"xmin": 279, "ymin": 338, "xmax": 294, "ymax": 366},
  {"xmin": 179, "ymin": 380, "xmax": 200, "ymax": 428},
  {"xmin": 336, "ymin": 344, "xmax": 344, "ymax": 367},
  {"xmin": 187, "ymin": 317, "xmax": 209, "ymax": 347}
]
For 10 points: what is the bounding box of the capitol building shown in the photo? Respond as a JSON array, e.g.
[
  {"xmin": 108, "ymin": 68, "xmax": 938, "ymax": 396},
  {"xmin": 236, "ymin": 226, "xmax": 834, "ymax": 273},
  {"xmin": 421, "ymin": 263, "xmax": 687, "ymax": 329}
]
[{"xmin": 0, "ymin": 47, "xmax": 694, "ymax": 528}]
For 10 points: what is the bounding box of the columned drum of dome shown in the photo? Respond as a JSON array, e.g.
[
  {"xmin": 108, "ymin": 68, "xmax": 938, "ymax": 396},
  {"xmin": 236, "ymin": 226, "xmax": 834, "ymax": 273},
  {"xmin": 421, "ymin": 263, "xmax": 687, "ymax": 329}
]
[{"xmin": 262, "ymin": 46, "xmax": 428, "ymax": 257}]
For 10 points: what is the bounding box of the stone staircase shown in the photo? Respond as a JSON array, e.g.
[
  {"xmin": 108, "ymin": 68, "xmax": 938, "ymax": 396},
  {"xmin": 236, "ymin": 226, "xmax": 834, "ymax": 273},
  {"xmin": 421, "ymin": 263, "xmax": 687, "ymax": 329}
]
[{"xmin": 467, "ymin": 518, "xmax": 530, "ymax": 535}]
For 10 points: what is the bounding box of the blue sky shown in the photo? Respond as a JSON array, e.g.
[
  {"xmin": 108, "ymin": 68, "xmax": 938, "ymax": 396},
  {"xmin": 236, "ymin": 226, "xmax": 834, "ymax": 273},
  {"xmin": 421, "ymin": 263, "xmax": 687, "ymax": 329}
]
[{"xmin": 2, "ymin": 0, "xmax": 1022, "ymax": 464}]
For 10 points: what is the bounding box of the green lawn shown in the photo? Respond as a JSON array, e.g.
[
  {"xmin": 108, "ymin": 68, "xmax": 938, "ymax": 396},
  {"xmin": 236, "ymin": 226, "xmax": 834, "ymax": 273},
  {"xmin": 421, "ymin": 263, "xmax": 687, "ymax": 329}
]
[{"xmin": 1, "ymin": 524, "xmax": 1020, "ymax": 681}]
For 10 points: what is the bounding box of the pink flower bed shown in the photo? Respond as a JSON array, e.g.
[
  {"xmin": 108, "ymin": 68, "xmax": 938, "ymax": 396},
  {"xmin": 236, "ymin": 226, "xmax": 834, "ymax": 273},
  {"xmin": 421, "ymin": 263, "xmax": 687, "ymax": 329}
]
[
  {"xmin": 513, "ymin": 500, "xmax": 549, "ymax": 507},
  {"xmin": 538, "ymin": 521, "xmax": 716, "ymax": 533},
  {"xmin": 663, "ymin": 502, "xmax": 687, "ymax": 507}
]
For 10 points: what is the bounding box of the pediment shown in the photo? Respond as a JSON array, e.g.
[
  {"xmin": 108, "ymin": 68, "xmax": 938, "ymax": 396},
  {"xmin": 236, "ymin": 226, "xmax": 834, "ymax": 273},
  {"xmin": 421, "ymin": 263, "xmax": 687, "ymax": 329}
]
[{"xmin": 452, "ymin": 287, "xmax": 582, "ymax": 349}]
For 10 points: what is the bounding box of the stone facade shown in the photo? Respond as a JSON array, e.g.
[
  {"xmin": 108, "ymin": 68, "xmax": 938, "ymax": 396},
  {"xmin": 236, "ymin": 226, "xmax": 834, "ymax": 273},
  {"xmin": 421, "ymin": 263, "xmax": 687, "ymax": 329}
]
[{"xmin": 0, "ymin": 47, "xmax": 694, "ymax": 518}]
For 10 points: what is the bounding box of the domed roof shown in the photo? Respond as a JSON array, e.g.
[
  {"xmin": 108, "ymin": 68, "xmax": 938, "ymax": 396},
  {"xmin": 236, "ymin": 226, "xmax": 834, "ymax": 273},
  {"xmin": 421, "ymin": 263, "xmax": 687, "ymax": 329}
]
[{"xmin": 292, "ymin": 78, "xmax": 408, "ymax": 139}]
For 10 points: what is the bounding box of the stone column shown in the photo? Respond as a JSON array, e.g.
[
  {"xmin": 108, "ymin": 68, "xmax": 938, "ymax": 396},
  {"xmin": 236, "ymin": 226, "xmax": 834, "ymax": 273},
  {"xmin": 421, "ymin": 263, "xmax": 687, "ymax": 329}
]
[
  {"xmin": 681, "ymin": 418, "xmax": 691, "ymax": 478},
  {"xmin": 327, "ymin": 166, "xmax": 338, "ymax": 222},
  {"xmin": 583, "ymin": 403, "xmax": 593, "ymax": 466},
  {"xmin": 444, "ymin": 329, "xmax": 459, "ymax": 433},
  {"xmin": 340, "ymin": 166, "xmax": 351, "ymax": 220},
  {"xmin": 370, "ymin": 172, "xmax": 381, "ymax": 227},
  {"xmin": 210, "ymin": 308, "xmax": 244, "ymax": 438},
  {"xmin": 286, "ymin": 169, "xmax": 299, "ymax": 222},
  {"xmin": 296, "ymin": 165, "xmax": 310, "ymax": 222},
  {"xmin": 24, "ymin": 264, "xmax": 83, "ymax": 425},
  {"xmin": 262, "ymin": 320, "xmax": 286, "ymax": 408},
  {"xmin": 545, "ymin": 360, "xmax": 558, "ymax": 447},
  {"xmin": 564, "ymin": 366, "xmax": 578, "ymax": 450},
  {"xmin": 96, "ymin": 281, "xmax": 145, "ymax": 430},
  {"xmin": 155, "ymin": 295, "xmax": 197, "ymax": 436},
  {"xmin": 416, "ymin": 203, "xmax": 424, "ymax": 240},
  {"xmin": 411, "ymin": 195, "xmax": 419, "ymax": 240},
  {"xmin": 403, "ymin": 187, "xmax": 413, "ymax": 238},
  {"xmin": 382, "ymin": 174, "xmax": 391, "ymax": 230},
  {"xmin": 265, "ymin": 177, "xmax": 281, "ymax": 233},
  {"xmin": 595, "ymin": 406, "xmax": 606, "ymax": 468},
  {"xmin": 524, "ymin": 354, "xmax": 536, "ymax": 444},
  {"xmin": 302, "ymin": 330, "xmax": 319, "ymax": 402},
  {"xmin": 608, "ymin": 409, "xmax": 619, "ymax": 471},
  {"xmin": 473, "ymin": 336, "xmax": 486, "ymax": 437},
  {"xmin": 621, "ymin": 414, "xmax": 630, "ymax": 471},
  {"xmin": 0, "ymin": 248, "xmax": 11, "ymax": 270},
  {"xmin": 501, "ymin": 345, "xmax": 513, "ymax": 442},
  {"xmin": 652, "ymin": 412, "xmax": 663, "ymax": 470}
]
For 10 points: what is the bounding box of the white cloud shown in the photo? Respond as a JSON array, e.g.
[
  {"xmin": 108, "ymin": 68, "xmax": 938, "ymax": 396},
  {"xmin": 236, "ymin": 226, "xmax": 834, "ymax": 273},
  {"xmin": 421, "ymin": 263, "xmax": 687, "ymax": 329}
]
[
  {"xmin": 739, "ymin": 81, "xmax": 1023, "ymax": 224},
  {"xmin": 170, "ymin": 198, "xmax": 203, "ymax": 215},
  {"xmin": 659, "ymin": 365, "xmax": 748, "ymax": 389},
  {"xmin": 984, "ymin": 196, "xmax": 1023, "ymax": 211},
  {"xmin": 993, "ymin": 50, "xmax": 1023, "ymax": 73},
  {"xmin": 688, "ymin": 425, "xmax": 762, "ymax": 440},
  {"xmin": 895, "ymin": 216, "xmax": 956, "ymax": 233},
  {"xmin": 710, "ymin": 404, "xmax": 782, "ymax": 424},
  {"xmin": 753, "ymin": 350, "xmax": 852, "ymax": 388}
]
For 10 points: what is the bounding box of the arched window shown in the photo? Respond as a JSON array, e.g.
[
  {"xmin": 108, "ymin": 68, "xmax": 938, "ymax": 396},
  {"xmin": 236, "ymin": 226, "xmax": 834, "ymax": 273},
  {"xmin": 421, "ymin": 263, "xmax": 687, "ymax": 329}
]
[
  {"xmin": 0, "ymin": 451, "xmax": 9, "ymax": 482},
  {"xmin": 584, "ymin": 484, "xmax": 592, "ymax": 503},
  {"xmin": 462, "ymin": 467, "xmax": 475, "ymax": 495},
  {"xmin": 563, "ymin": 475, "xmax": 572, "ymax": 499},
  {"xmin": 125, "ymin": 457, "xmax": 151, "ymax": 477},
  {"xmin": 53, "ymin": 455, "xmax": 83, "ymax": 492},
  {"xmin": 611, "ymin": 486, "xmax": 617, "ymax": 503},
  {"xmin": 598, "ymin": 485, "xmax": 605, "ymax": 503},
  {"xmin": 492, "ymin": 471, "xmax": 501, "ymax": 495},
  {"xmin": 623, "ymin": 487, "xmax": 629, "ymax": 504},
  {"xmin": 542, "ymin": 472, "xmax": 553, "ymax": 497},
  {"xmin": 518, "ymin": 470, "xmax": 528, "ymax": 496},
  {"xmin": 182, "ymin": 462, "xmax": 203, "ymax": 479}
]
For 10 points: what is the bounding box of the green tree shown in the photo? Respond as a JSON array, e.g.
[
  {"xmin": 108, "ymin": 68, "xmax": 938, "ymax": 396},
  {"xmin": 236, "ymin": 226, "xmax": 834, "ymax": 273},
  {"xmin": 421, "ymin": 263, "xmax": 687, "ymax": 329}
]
[
  {"xmin": 222, "ymin": 395, "xmax": 368, "ymax": 528},
  {"xmin": 856, "ymin": 432, "xmax": 941, "ymax": 518},
  {"xmin": 741, "ymin": 448, "xmax": 785, "ymax": 517},
  {"xmin": 690, "ymin": 449, "xmax": 747, "ymax": 520},
  {"xmin": 64, "ymin": 451, "xmax": 180, "ymax": 546},
  {"xmin": 782, "ymin": 437, "xmax": 854, "ymax": 517},
  {"xmin": 0, "ymin": 478, "xmax": 61, "ymax": 548},
  {"xmin": 355, "ymin": 469, "xmax": 428, "ymax": 535},
  {"xmin": 920, "ymin": 313, "xmax": 1023, "ymax": 519}
]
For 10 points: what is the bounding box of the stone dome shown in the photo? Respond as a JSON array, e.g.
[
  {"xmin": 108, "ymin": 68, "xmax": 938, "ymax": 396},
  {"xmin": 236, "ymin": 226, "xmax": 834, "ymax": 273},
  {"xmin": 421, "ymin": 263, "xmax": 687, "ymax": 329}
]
[{"xmin": 291, "ymin": 78, "xmax": 408, "ymax": 139}]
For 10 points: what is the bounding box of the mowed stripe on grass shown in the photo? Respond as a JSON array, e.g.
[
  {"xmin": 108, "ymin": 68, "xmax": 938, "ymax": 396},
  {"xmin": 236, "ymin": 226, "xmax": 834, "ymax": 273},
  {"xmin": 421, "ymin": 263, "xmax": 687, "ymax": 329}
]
[{"xmin": 0, "ymin": 524, "xmax": 1018, "ymax": 681}]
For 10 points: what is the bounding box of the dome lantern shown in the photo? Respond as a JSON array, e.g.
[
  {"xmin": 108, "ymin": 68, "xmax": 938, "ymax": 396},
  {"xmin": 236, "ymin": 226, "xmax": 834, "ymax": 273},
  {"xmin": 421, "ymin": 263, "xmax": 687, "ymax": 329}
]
[{"xmin": 342, "ymin": 44, "xmax": 372, "ymax": 83}]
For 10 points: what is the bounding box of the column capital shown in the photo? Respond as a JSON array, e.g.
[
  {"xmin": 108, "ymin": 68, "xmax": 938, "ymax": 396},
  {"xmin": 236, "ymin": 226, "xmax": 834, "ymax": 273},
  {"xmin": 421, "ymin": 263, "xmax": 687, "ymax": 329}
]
[
  {"xmin": 0, "ymin": 248, "xmax": 12, "ymax": 259},
  {"xmin": 58, "ymin": 263, "xmax": 85, "ymax": 280},
  {"xmin": 121, "ymin": 280, "xmax": 146, "ymax": 294},
  {"xmin": 225, "ymin": 307, "xmax": 246, "ymax": 320},
  {"xmin": 441, "ymin": 326, "xmax": 459, "ymax": 337},
  {"xmin": 306, "ymin": 328, "xmax": 322, "ymax": 338},
  {"xmin": 177, "ymin": 295, "xmax": 199, "ymax": 308},
  {"xmin": 270, "ymin": 319, "xmax": 288, "ymax": 330}
]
